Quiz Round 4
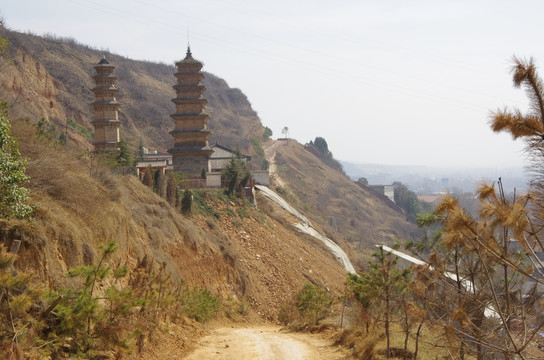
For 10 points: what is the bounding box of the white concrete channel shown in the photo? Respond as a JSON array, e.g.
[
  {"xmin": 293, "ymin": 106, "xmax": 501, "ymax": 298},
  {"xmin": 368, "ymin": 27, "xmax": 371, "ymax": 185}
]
[{"xmin": 255, "ymin": 185, "xmax": 356, "ymax": 274}]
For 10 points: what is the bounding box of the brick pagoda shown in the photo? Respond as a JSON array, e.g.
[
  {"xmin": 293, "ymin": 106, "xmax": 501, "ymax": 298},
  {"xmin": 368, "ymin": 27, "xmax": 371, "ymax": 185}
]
[
  {"xmin": 168, "ymin": 47, "xmax": 212, "ymax": 176},
  {"xmin": 91, "ymin": 57, "xmax": 120, "ymax": 152}
]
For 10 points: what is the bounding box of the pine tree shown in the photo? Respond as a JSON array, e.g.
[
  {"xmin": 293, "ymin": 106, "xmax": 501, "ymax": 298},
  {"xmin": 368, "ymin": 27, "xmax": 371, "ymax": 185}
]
[
  {"xmin": 222, "ymin": 151, "xmax": 249, "ymax": 197},
  {"xmin": 413, "ymin": 57, "xmax": 544, "ymax": 359},
  {"xmin": 153, "ymin": 168, "xmax": 165, "ymax": 197},
  {"xmin": 53, "ymin": 241, "xmax": 137, "ymax": 355},
  {"xmin": 181, "ymin": 189, "xmax": 192, "ymax": 214},
  {"xmin": 115, "ymin": 138, "xmax": 133, "ymax": 173},
  {"xmin": 349, "ymin": 247, "xmax": 409, "ymax": 359},
  {"xmin": 142, "ymin": 165, "xmax": 153, "ymax": 189},
  {"xmin": 0, "ymin": 244, "xmax": 45, "ymax": 358},
  {"xmin": 166, "ymin": 176, "xmax": 177, "ymax": 206}
]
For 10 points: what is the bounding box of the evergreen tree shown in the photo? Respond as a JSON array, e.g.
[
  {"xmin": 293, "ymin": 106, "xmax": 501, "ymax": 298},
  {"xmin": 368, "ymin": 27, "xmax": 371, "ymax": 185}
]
[
  {"xmin": 181, "ymin": 189, "xmax": 192, "ymax": 214},
  {"xmin": 142, "ymin": 165, "xmax": 153, "ymax": 189},
  {"xmin": 153, "ymin": 168, "xmax": 165, "ymax": 197},
  {"xmin": 349, "ymin": 247, "xmax": 409, "ymax": 359},
  {"xmin": 115, "ymin": 138, "xmax": 133, "ymax": 170},
  {"xmin": 166, "ymin": 175, "xmax": 177, "ymax": 206},
  {"xmin": 295, "ymin": 283, "xmax": 334, "ymax": 325},
  {"xmin": 53, "ymin": 241, "xmax": 137, "ymax": 356},
  {"xmin": 413, "ymin": 57, "xmax": 544, "ymax": 359},
  {"xmin": 138, "ymin": 137, "xmax": 145, "ymax": 160},
  {"xmin": 222, "ymin": 151, "xmax": 250, "ymax": 197},
  {"xmin": 263, "ymin": 126, "xmax": 272, "ymax": 140},
  {"xmin": 393, "ymin": 183, "xmax": 426, "ymax": 221}
]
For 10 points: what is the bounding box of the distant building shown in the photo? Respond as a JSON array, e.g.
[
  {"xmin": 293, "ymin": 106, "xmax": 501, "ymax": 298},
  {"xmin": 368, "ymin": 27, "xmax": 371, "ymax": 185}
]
[
  {"xmin": 168, "ymin": 47, "xmax": 213, "ymax": 177},
  {"xmin": 369, "ymin": 185, "xmax": 395, "ymax": 202},
  {"xmin": 136, "ymin": 144, "xmax": 254, "ymax": 179},
  {"xmin": 135, "ymin": 152, "xmax": 173, "ymax": 178},
  {"xmin": 441, "ymin": 177, "xmax": 449, "ymax": 192},
  {"xmin": 209, "ymin": 143, "xmax": 251, "ymax": 172},
  {"xmin": 91, "ymin": 57, "xmax": 120, "ymax": 152}
]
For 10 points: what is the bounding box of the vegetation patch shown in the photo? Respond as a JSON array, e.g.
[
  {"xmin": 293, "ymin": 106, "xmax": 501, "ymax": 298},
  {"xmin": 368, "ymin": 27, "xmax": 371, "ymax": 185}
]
[
  {"xmin": 180, "ymin": 287, "xmax": 220, "ymax": 323},
  {"xmin": 236, "ymin": 207, "xmax": 250, "ymax": 218},
  {"xmin": 67, "ymin": 118, "xmax": 91, "ymax": 139},
  {"xmin": 192, "ymin": 190, "xmax": 221, "ymax": 218}
]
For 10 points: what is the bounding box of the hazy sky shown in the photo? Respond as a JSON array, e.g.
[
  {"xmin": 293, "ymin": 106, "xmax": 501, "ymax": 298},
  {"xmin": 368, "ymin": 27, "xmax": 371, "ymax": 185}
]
[{"xmin": 2, "ymin": 0, "xmax": 543, "ymax": 168}]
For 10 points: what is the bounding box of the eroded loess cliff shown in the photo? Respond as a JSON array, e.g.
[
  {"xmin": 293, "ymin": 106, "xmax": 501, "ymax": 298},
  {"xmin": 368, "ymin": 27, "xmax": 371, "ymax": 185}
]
[{"xmin": 1, "ymin": 119, "xmax": 347, "ymax": 323}]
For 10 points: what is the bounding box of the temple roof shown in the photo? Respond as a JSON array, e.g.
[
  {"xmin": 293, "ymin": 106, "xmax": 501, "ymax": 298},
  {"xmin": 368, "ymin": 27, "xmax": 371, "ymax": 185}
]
[
  {"xmin": 178, "ymin": 46, "xmax": 202, "ymax": 64},
  {"xmin": 98, "ymin": 56, "xmax": 110, "ymax": 65}
]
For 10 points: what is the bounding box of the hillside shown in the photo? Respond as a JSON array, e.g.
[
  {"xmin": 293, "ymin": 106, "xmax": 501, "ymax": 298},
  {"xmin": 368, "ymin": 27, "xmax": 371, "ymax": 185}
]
[
  {"xmin": 0, "ymin": 24, "xmax": 433, "ymax": 358},
  {"xmin": 0, "ymin": 27, "xmax": 265, "ymax": 166},
  {"xmin": 0, "ymin": 25, "xmax": 423, "ymax": 264},
  {"xmin": 6, "ymin": 118, "xmax": 348, "ymax": 320},
  {"xmin": 265, "ymin": 140, "xmax": 422, "ymax": 268}
]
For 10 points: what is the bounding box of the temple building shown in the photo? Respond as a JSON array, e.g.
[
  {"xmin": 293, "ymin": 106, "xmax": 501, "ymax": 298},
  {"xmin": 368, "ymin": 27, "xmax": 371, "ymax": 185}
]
[
  {"xmin": 168, "ymin": 47, "xmax": 213, "ymax": 176},
  {"xmin": 91, "ymin": 57, "xmax": 120, "ymax": 152}
]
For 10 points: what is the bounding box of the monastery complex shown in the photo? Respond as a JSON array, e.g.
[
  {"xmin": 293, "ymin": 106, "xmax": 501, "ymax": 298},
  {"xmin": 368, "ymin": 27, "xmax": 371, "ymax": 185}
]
[{"xmin": 90, "ymin": 47, "xmax": 266, "ymax": 186}]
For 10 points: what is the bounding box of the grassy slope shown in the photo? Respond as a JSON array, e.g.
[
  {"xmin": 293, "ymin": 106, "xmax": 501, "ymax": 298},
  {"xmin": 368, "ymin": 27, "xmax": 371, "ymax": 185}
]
[{"xmin": 271, "ymin": 140, "xmax": 423, "ymax": 268}]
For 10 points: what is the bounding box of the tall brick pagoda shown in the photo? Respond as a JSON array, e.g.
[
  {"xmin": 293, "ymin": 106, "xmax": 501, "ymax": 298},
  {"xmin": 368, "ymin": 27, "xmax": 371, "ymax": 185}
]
[
  {"xmin": 168, "ymin": 47, "xmax": 212, "ymax": 176},
  {"xmin": 91, "ymin": 57, "xmax": 120, "ymax": 152}
]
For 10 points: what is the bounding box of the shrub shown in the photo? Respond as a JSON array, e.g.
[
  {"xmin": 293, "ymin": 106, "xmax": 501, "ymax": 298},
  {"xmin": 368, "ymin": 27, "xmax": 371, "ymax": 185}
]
[
  {"xmin": 223, "ymin": 296, "xmax": 248, "ymax": 319},
  {"xmin": 67, "ymin": 118, "xmax": 91, "ymax": 139},
  {"xmin": 192, "ymin": 190, "xmax": 221, "ymax": 218},
  {"xmin": 278, "ymin": 302, "xmax": 298, "ymax": 326},
  {"xmin": 237, "ymin": 207, "xmax": 250, "ymax": 218},
  {"xmin": 0, "ymin": 103, "xmax": 34, "ymax": 219},
  {"xmin": 180, "ymin": 287, "xmax": 219, "ymax": 323},
  {"xmin": 226, "ymin": 207, "xmax": 236, "ymax": 217},
  {"xmin": 295, "ymin": 283, "xmax": 334, "ymax": 325}
]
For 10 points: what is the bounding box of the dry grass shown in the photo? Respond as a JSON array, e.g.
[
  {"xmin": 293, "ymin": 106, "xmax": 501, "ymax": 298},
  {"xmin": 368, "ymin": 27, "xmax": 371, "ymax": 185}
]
[
  {"xmin": 2, "ymin": 119, "xmax": 239, "ymax": 291},
  {"xmin": 332, "ymin": 323, "xmax": 452, "ymax": 360}
]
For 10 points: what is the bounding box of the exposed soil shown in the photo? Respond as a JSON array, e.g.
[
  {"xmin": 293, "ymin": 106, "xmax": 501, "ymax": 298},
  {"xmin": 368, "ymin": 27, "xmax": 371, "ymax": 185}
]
[{"xmin": 184, "ymin": 325, "xmax": 349, "ymax": 360}]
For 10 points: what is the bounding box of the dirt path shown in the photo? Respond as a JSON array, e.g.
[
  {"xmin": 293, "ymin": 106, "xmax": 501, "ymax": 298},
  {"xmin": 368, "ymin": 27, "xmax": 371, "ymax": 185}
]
[
  {"xmin": 184, "ymin": 325, "xmax": 348, "ymax": 360},
  {"xmin": 263, "ymin": 140, "xmax": 287, "ymax": 188}
]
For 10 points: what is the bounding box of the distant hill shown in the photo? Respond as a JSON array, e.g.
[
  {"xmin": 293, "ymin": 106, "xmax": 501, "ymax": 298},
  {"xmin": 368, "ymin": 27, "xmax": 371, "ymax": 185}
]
[{"xmin": 0, "ymin": 27, "xmax": 265, "ymax": 167}]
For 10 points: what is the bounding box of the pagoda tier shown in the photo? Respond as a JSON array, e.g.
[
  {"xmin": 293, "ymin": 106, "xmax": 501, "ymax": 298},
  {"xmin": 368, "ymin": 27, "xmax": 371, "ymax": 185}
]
[
  {"xmin": 91, "ymin": 58, "xmax": 120, "ymax": 152},
  {"xmin": 168, "ymin": 47, "xmax": 212, "ymax": 176}
]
